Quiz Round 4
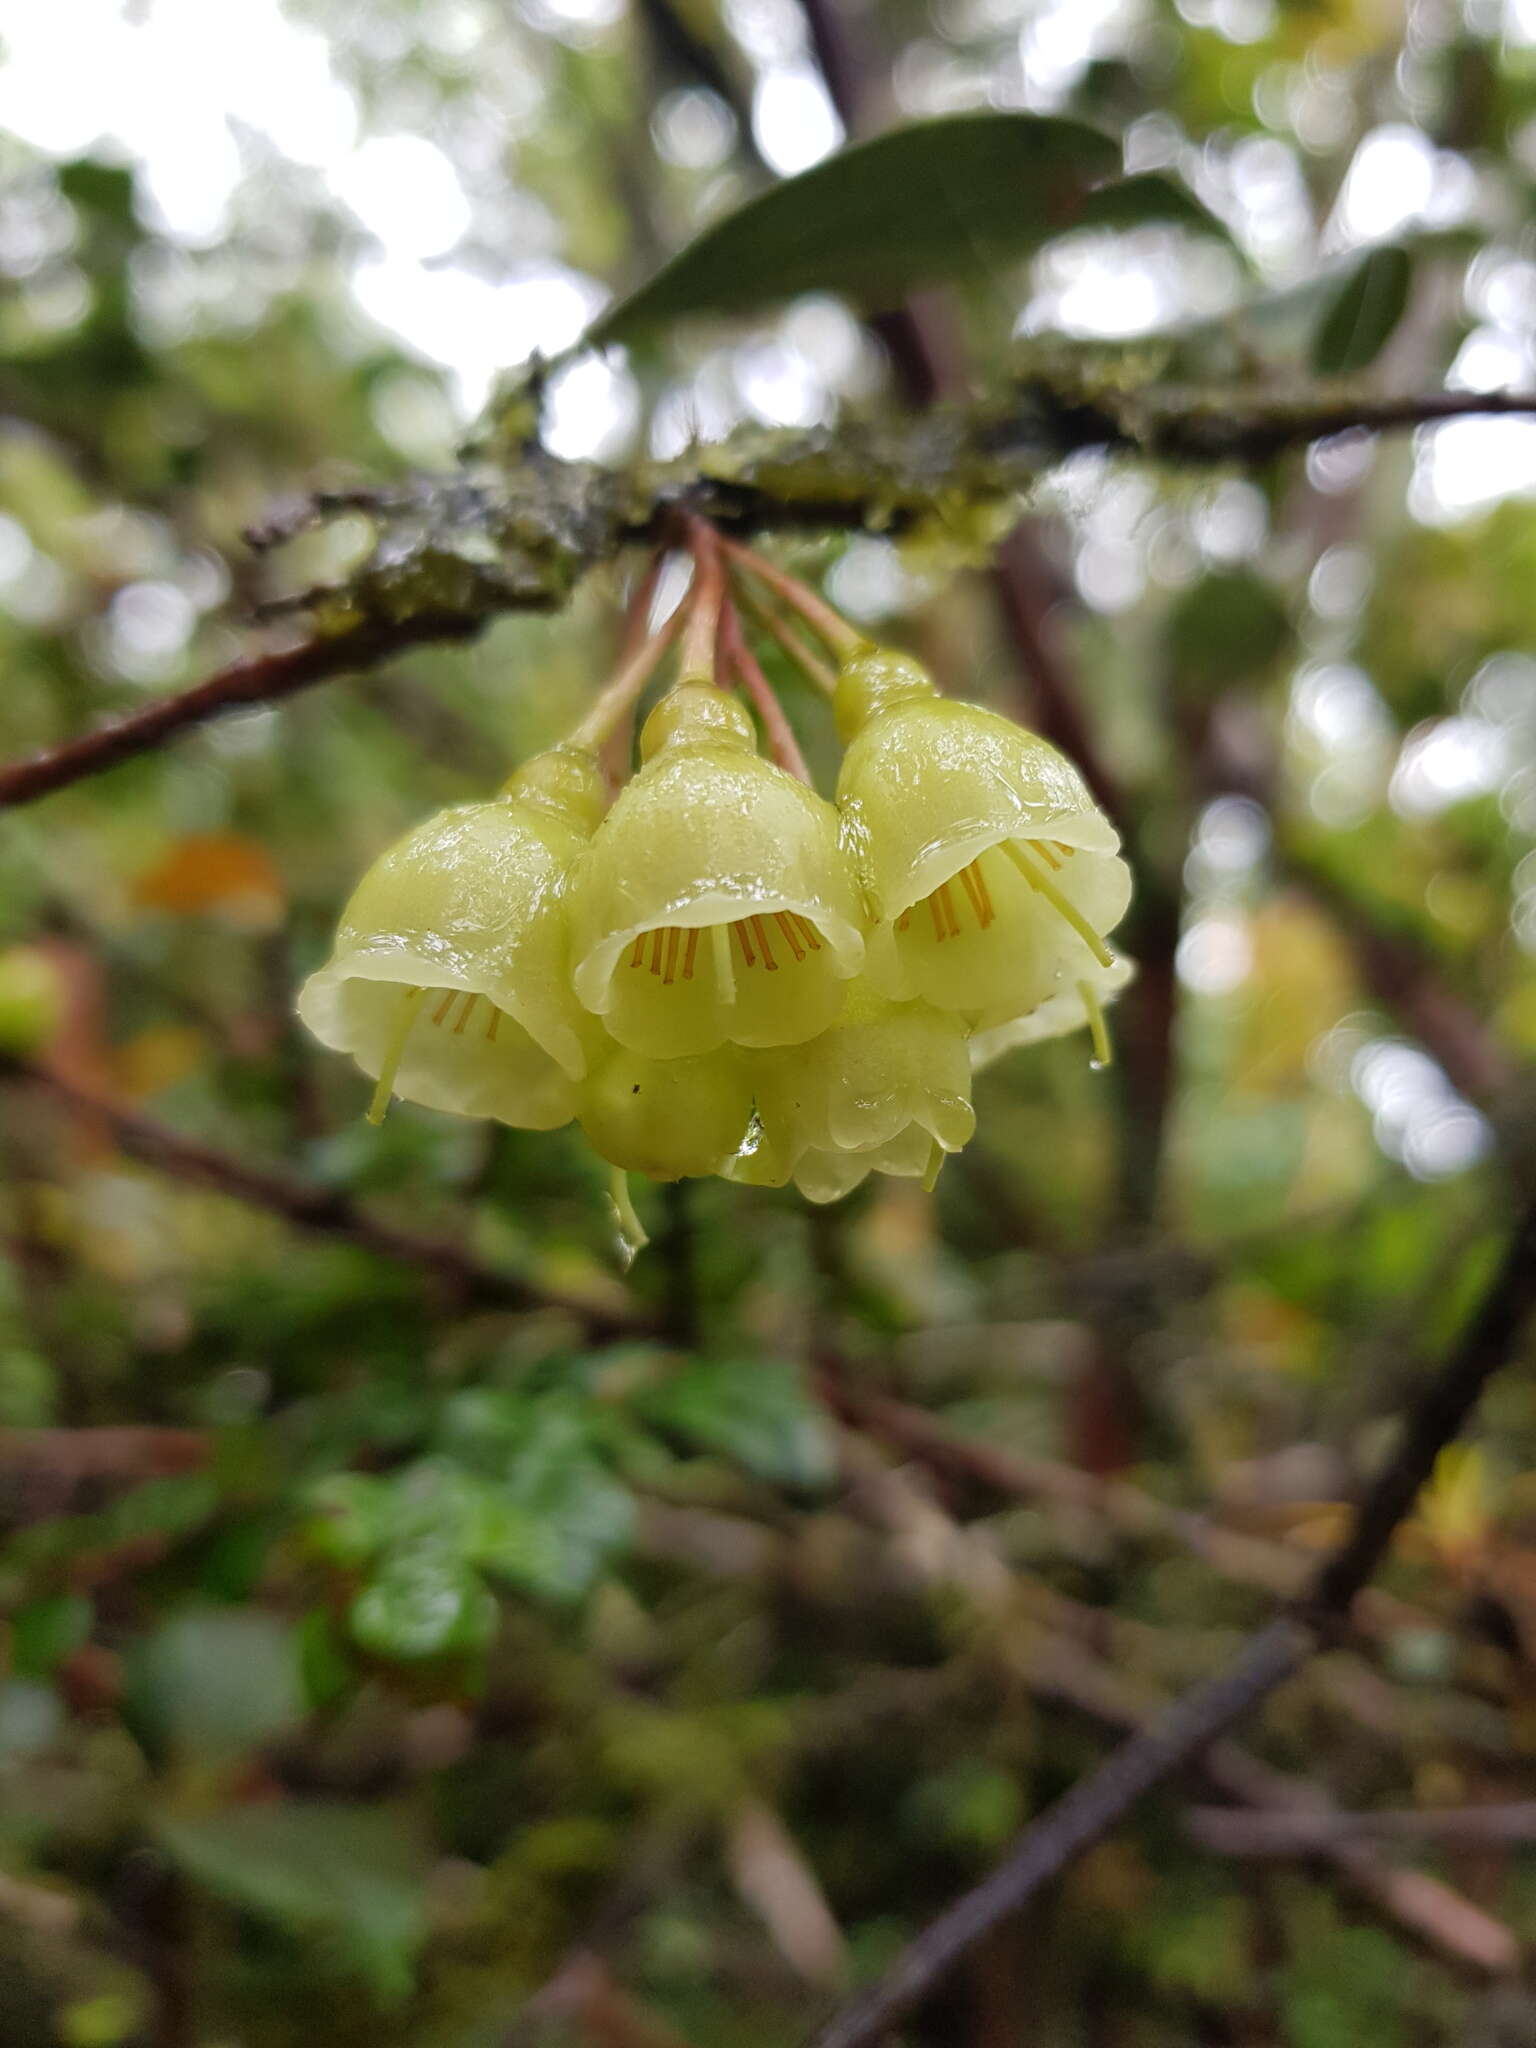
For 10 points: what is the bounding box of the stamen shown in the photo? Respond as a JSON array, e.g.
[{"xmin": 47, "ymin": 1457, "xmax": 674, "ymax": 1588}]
[
  {"xmin": 486, "ymin": 1006, "xmax": 501, "ymax": 1043},
  {"xmin": 896, "ymin": 909, "xmax": 913, "ymax": 933},
  {"xmin": 775, "ymin": 911, "xmax": 805, "ymax": 962},
  {"xmin": 958, "ymin": 860, "xmax": 996, "ymax": 929},
  {"xmin": 712, "ymin": 922, "xmax": 736, "ymax": 1004},
  {"xmin": 683, "ymin": 928, "xmax": 700, "ymax": 981},
  {"xmin": 929, "ymin": 893, "xmax": 946, "ymax": 941},
  {"xmin": 453, "ymin": 993, "xmax": 478, "ymax": 1034},
  {"xmin": 1035, "ymin": 842, "xmax": 1062, "ymax": 871},
  {"xmin": 367, "ymin": 986, "xmax": 426, "ymax": 1127},
  {"xmin": 432, "ymin": 990, "xmax": 459, "ymax": 1026},
  {"xmin": 751, "ymin": 915, "xmax": 778, "ymax": 971},
  {"xmin": 649, "ymin": 927, "xmax": 664, "ymax": 976},
  {"xmin": 1002, "ymin": 839, "xmax": 1114, "ymax": 968},
  {"xmin": 629, "ymin": 935, "xmax": 647, "ymax": 969},
  {"xmin": 796, "ymin": 915, "xmax": 822, "ymax": 952},
  {"xmin": 663, "ymin": 926, "xmax": 681, "ymax": 985},
  {"xmin": 734, "ymin": 918, "xmax": 756, "ymax": 967},
  {"xmin": 937, "ymin": 881, "xmax": 958, "ymax": 940},
  {"xmin": 1053, "ymin": 841, "xmax": 1076, "ymax": 858},
  {"xmin": 973, "ymin": 861, "xmax": 995, "ymax": 927},
  {"xmin": 1079, "ymin": 977, "xmax": 1113, "ymax": 1070}
]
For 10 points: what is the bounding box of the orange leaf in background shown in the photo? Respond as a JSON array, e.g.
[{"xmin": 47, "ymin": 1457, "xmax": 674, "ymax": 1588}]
[{"xmin": 134, "ymin": 833, "xmax": 286, "ymax": 931}]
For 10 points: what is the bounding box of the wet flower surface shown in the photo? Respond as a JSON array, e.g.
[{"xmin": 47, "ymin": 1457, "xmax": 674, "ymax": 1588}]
[{"xmin": 297, "ymin": 545, "xmax": 1133, "ymax": 1214}]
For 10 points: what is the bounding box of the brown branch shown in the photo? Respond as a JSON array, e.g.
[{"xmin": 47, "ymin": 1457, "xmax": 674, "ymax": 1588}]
[
  {"xmin": 7, "ymin": 388, "xmax": 1536, "ymax": 812},
  {"xmin": 0, "ymin": 610, "xmax": 482, "ymax": 811},
  {"xmin": 1189, "ymin": 1801, "xmax": 1536, "ymax": 1856},
  {"xmin": 4, "ymin": 1060, "xmax": 645, "ymax": 1339},
  {"xmin": 816, "ymin": 1372, "xmax": 1440, "ymax": 1643},
  {"xmin": 838, "ymin": 1443, "xmax": 1518, "ymax": 1979},
  {"xmin": 807, "ymin": 1194, "xmax": 1536, "ymax": 2048}
]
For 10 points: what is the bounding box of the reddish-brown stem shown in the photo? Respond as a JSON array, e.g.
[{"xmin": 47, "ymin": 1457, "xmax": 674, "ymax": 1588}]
[
  {"xmin": 717, "ymin": 536, "xmax": 863, "ymax": 661},
  {"xmin": 568, "ymin": 598, "xmax": 688, "ymax": 752},
  {"xmin": 602, "ymin": 551, "xmax": 671, "ymax": 789},
  {"xmin": 719, "ymin": 600, "xmax": 813, "ymax": 782},
  {"xmin": 731, "ymin": 577, "xmax": 840, "ymax": 696},
  {"xmin": 678, "ymin": 520, "xmax": 727, "ymax": 687}
]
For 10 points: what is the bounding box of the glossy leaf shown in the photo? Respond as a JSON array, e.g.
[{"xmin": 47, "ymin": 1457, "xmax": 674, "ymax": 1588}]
[
  {"xmin": 595, "ymin": 115, "xmax": 1139, "ymax": 344},
  {"xmin": 1311, "ymin": 243, "xmax": 1412, "ymax": 376}
]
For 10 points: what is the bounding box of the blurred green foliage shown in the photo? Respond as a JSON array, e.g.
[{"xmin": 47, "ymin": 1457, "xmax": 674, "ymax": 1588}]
[{"xmin": 1, "ymin": 0, "xmax": 1535, "ymax": 2044}]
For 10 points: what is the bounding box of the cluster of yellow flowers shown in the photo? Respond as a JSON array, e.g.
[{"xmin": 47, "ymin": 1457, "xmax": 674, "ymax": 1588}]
[{"xmin": 298, "ymin": 539, "xmax": 1132, "ymax": 1214}]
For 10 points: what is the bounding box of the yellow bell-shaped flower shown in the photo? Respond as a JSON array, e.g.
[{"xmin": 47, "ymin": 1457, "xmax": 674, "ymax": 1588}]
[
  {"xmin": 968, "ymin": 953, "xmax": 1135, "ymax": 1071},
  {"xmin": 578, "ymin": 1039, "xmax": 754, "ymax": 1181},
  {"xmin": 729, "ymin": 983, "xmax": 973, "ymax": 1204},
  {"xmin": 752, "ymin": 981, "xmax": 973, "ymax": 1165},
  {"xmin": 569, "ymin": 686, "xmax": 864, "ymax": 1060},
  {"xmin": 835, "ymin": 650, "xmax": 1131, "ymax": 1032},
  {"xmin": 297, "ymin": 746, "xmax": 603, "ymax": 1128}
]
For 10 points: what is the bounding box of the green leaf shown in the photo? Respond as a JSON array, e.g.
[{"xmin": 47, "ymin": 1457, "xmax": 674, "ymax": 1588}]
[
  {"xmin": 126, "ymin": 1610, "xmax": 305, "ymax": 1762},
  {"xmin": 495, "ymin": 1411, "xmax": 636, "ymax": 1601},
  {"xmin": 637, "ymin": 1358, "xmax": 835, "ymax": 1491},
  {"xmin": 1070, "ymin": 170, "xmax": 1237, "ymax": 245},
  {"xmin": 349, "ymin": 1546, "xmax": 499, "ymax": 1661},
  {"xmin": 593, "ymin": 114, "xmax": 1126, "ymax": 344},
  {"xmin": 154, "ymin": 1803, "xmax": 431, "ymax": 2002},
  {"xmin": 10, "ymin": 1593, "xmax": 92, "ymax": 1678},
  {"xmin": 1164, "ymin": 569, "xmax": 1292, "ymax": 694},
  {"xmin": 1311, "ymin": 243, "xmax": 1412, "ymax": 376}
]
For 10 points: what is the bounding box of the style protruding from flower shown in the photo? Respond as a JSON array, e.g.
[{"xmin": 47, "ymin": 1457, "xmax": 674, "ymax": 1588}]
[
  {"xmin": 568, "ymin": 685, "xmax": 864, "ymax": 1061},
  {"xmin": 297, "ymin": 522, "xmax": 1136, "ymax": 1241},
  {"xmin": 297, "ymin": 744, "xmax": 604, "ymax": 1130}
]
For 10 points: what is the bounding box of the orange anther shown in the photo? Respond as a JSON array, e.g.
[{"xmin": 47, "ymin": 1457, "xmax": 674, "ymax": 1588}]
[
  {"xmin": 775, "ymin": 911, "xmax": 805, "ymax": 961},
  {"xmin": 752, "ymin": 915, "xmax": 778, "ymax": 971},
  {"xmin": 683, "ymin": 928, "xmax": 699, "ymax": 981}
]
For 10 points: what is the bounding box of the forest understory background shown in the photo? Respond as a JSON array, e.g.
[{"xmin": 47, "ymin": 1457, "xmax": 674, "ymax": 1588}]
[{"xmin": 4, "ymin": 0, "xmax": 1536, "ymax": 2044}]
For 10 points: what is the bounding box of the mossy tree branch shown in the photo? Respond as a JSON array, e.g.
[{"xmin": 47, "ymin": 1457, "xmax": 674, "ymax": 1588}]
[{"xmin": 4, "ymin": 376, "xmax": 1536, "ymax": 810}]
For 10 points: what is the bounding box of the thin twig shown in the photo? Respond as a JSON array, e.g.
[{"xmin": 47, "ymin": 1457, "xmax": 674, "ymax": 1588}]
[
  {"xmin": 1189, "ymin": 1801, "xmax": 1536, "ymax": 1855},
  {"xmin": 807, "ymin": 1195, "xmax": 1536, "ymax": 2048},
  {"xmin": 4, "ymin": 1060, "xmax": 645, "ymax": 1339}
]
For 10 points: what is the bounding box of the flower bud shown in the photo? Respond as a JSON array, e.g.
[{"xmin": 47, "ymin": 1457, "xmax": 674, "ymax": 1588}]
[{"xmin": 578, "ymin": 1040, "xmax": 753, "ymax": 1181}]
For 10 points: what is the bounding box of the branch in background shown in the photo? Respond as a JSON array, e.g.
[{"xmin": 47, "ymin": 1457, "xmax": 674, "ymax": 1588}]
[
  {"xmin": 0, "ymin": 610, "xmax": 481, "ymax": 810},
  {"xmin": 816, "ymin": 1371, "xmax": 1442, "ymax": 1644},
  {"xmin": 633, "ymin": 0, "xmax": 773, "ymax": 180},
  {"xmin": 6, "ymin": 385, "xmax": 1536, "ymax": 810},
  {"xmin": 2, "ymin": 1060, "xmax": 645, "ymax": 1339},
  {"xmin": 1189, "ymin": 1801, "xmax": 1536, "ymax": 1856},
  {"xmin": 1288, "ymin": 857, "xmax": 1515, "ymax": 1105},
  {"xmin": 839, "ymin": 1438, "xmax": 1517, "ymax": 1980},
  {"xmin": 807, "ymin": 1194, "xmax": 1536, "ymax": 2048}
]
